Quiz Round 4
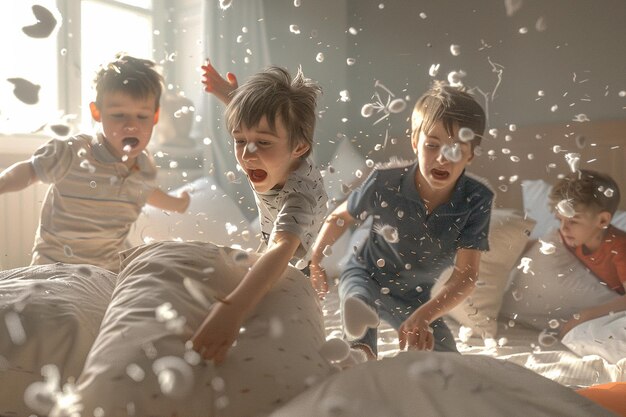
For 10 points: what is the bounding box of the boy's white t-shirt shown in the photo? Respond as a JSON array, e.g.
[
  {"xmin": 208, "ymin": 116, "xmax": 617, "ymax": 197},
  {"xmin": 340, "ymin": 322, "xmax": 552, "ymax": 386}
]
[{"xmin": 252, "ymin": 157, "xmax": 328, "ymax": 267}]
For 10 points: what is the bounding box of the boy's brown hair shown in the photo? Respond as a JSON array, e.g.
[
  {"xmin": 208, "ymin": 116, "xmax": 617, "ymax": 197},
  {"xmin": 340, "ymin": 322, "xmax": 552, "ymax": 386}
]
[
  {"xmin": 93, "ymin": 53, "xmax": 163, "ymax": 110},
  {"xmin": 411, "ymin": 80, "xmax": 486, "ymax": 149},
  {"xmin": 549, "ymin": 169, "xmax": 621, "ymax": 215},
  {"xmin": 225, "ymin": 66, "xmax": 322, "ymax": 159}
]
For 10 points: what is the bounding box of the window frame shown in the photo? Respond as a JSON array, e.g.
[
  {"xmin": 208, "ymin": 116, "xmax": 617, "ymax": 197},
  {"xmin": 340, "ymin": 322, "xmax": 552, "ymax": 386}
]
[{"xmin": 0, "ymin": 0, "xmax": 164, "ymax": 146}]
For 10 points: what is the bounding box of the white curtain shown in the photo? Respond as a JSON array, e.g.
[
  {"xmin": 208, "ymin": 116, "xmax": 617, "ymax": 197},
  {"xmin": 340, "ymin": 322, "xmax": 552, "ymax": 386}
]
[{"xmin": 197, "ymin": 0, "xmax": 272, "ymax": 219}]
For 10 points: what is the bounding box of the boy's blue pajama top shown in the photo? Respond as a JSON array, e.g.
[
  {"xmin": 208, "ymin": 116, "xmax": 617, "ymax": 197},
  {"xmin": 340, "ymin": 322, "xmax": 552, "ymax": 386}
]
[{"xmin": 339, "ymin": 160, "xmax": 493, "ymax": 353}]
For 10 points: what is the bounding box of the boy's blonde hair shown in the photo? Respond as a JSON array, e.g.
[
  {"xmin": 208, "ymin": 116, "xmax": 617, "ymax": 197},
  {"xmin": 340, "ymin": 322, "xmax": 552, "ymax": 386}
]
[
  {"xmin": 411, "ymin": 81, "xmax": 485, "ymax": 149},
  {"xmin": 549, "ymin": 169, "xmax": 621, "ymax": 215},
  {"xmin": 225, "ymin": 66, "xmax": 322, "ymax": 159},
  {"xmin": 94, "ymin": 53, "xmax": 163, "ymax": 110}
]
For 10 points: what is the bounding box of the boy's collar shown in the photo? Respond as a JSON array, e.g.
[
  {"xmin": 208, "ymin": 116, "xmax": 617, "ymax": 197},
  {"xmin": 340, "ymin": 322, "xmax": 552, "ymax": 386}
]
[
  {"xmin": 92, "ymin": 133, "xmax": 121, "ymax": 164},
  {"xmin": 400, "ymin": 161, "xmax": 469, "ymax": 213}
]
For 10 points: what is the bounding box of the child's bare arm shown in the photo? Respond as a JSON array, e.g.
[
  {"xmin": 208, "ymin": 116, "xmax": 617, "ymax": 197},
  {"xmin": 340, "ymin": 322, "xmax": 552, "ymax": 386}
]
[
  {"xmin": 399, "ymin": 248, "xmax": 480, "ymax": 351},
  {"xmin": 559, "ymin": 292, "xmax": 626, "ymax": 338},
  {"xmin": 191, "ymin": 230, "xmax": 301, "ymax": 364},
  {"xmin": 309, "ymin": 200, "xmax": 356, "ymax": 295},
  {"xmin": 0, "ymin": 160, "xmax": 39, "ymax": 194},
  {"xmin": 201, "ymin": 60, "xmax": 238, "ymax": 105},
  {"xmin": 146, "ymin": 188, "xmax": 190, "ymax": 213}
]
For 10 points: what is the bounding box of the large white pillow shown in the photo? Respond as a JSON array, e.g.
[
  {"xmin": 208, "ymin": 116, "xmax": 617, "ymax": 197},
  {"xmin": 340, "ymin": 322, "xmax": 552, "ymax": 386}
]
[
  {"xmin": 268, "ymin": 352, "xmax": 610, "ymax": 417},
  {"xmin": 320, "ymin": 217, "xmax": 372, "ymax": 281},
  {"xmin": 322, "ymin": 140, "xmax": 370, "ymax": 207},
  {"xmin": 433, "ymin": 209, "xmax": 536, "ymax": 338},
  {"xmin": 521, "ymin": 179, "xmax": 559, "ymax": 239},
  {"xmin": 55, "ymin": 241, "xmax": 335, "ymax": 417},
  {"xmin": 561, "ymin": 311, "xmax": 626, "ymax": 364},
  {"xmin": 0, "ymin": 264, "xmax": 116, "ymax": 417},
  {"xmin": 499, "ymin": 229, "xmax": 619, "ymax": 331},
  {"xmin": 128, "ymin": 176, "xmax": 254, "ymax": 250}
]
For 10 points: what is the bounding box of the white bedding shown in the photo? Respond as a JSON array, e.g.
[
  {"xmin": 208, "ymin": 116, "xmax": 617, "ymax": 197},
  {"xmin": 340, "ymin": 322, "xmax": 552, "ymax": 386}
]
[
  {"xmin": 321, "ymin": 287, "xmax": 626, "ymax": 388},
  {"xmin": 1, "ymin": 253, "xmax": 624, "ymax": 416},
  {"xmin": 562, "ymin": 311, "xmax": 626, "ymax": 365},
  {"xmin": 50, "ymin": 241, "xmax": 335, "ymax": 417},
  {"xmin": 0, "ymin": 264, "xmax": 116, "ymax": 417}
]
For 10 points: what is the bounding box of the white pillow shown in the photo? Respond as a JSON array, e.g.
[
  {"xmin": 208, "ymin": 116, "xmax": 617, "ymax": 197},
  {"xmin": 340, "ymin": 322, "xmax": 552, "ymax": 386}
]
[
  {"xmin": 320, "ymin": 217, "xmax": 372, "ymax": 281},
  {"xmin": 521, "ymin": 179, "xmax": 559, "ymax": 239},
  {"xmin": 612, "ymin": 210, "xmax": 626, "ymax": 230},
  {"xmin": 319, "ymin": 230, "xmax": 352, "ymax": 281},
  {"xmin": 322, "ymin": 140, "xmax": 370, "ymax": 206},
  {"xmin": 268, "ymin": 352, "xmax": 609, "ymax": 417},
  {"xmin": 128, "ymin": 176, "xmax": 254, "ymax": 250},
  {"xmin": 59, "ymin": 241, "xmax": 335, "ymax": 417},
  {"xmin": 561, "ymin": 311, "xmax": 626, "ymax": 364},
  {"xmin": 0, "ymin": 264, "xmax": 116, "ymax": 417},
  {"xmin": 433, "ymin": 209, "xmax": 535, "ymax": 338},
  {"xmin": 499, "ymin": 229, "xmax": 619, "ymax": 331}
]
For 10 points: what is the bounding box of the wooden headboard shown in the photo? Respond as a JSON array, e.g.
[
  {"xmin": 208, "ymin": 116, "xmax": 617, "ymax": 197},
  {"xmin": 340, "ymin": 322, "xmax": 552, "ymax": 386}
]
[{"xmin": 470, "ymin": 119, "xmax": 626, "ymax": 211}]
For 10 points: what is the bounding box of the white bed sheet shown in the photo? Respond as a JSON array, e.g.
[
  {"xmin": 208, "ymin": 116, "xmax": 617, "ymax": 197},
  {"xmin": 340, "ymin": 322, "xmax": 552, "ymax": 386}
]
[{"xmin": 321, "ymin": 287, "xmax": 626, "ymax": 388}]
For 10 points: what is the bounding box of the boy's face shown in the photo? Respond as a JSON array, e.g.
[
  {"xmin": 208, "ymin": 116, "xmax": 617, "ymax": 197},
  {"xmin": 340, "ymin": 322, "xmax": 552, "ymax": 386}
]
[
  {"xmin": 233, "ymin": 115, "xmax": 309, "ymax": 193},
  {"xmin": 411, "ymin": 119, "xmax": 474, "ymax": 196},
  {"xmin": 556, "ymin": 208, "xmax": 610, "ymax": 249},
  {"xmin": 90, "ymin": 91, "xmax": 159, "ymax": 162}
]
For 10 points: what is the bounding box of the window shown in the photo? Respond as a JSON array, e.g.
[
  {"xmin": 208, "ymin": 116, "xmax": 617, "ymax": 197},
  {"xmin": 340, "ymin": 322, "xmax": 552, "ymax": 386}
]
[
  {"xmin": 79, "ymin": 0, "xmax": 154, "ymax": 130},
  {"xmin": 0, "ymin": 0, "xmax": 154, "ymax": 135},
  {"xmin": 0, "ymin": 0, "xmax": 60, "ymax": 134}
]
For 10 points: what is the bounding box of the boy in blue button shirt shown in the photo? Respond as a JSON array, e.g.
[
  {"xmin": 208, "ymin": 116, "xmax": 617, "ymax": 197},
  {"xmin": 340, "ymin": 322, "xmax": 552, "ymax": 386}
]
[{"xmin": 310, "ymin": 81, "xmax": 493, "ymax": 359}]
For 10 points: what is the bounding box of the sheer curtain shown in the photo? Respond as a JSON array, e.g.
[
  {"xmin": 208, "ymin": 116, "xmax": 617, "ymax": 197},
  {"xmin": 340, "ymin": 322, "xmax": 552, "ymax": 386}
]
[{"xmin": 198, "ymin": 0, "xmax": 272, "ymax": 220}]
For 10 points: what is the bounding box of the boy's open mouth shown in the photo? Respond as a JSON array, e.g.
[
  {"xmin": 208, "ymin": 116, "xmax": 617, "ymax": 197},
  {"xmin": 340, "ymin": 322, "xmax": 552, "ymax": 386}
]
[
  {"xmin": 248, "ymin": 169, "xmax": 268, "ymax": 183},
  {"xmin": 122, "ymin": 137, "xmax": 140, "ymax": 149},
  {"xmin": 431, "ymin": 168, "xmax": 449, "ymax": 180}
]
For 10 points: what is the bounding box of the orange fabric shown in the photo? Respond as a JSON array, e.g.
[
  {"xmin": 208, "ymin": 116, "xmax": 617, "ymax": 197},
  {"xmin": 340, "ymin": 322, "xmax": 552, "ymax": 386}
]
[
  {"xmin": 565, "ymin": 225, "xmax": 626, "ymax": 295},
  {"xmin": 577, "ymin": 383, "xmax": 626, "ymax": 416}
]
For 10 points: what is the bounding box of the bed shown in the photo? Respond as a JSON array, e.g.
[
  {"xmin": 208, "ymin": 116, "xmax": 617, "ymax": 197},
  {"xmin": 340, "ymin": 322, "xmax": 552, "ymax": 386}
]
[
  {"xmin": 1, "ymin": 120, "xmax": 625, "ymax": 416},
  {"xmin": 1, "ymin": 242, "xmax": 622, "ymax": 417}
]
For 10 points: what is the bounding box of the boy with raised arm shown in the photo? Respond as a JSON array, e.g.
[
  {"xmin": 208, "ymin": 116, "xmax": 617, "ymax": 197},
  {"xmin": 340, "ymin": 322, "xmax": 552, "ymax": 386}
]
[
  {"xmin": 310, "ymin": 81, "xmax": 494, "ymax": 359},
  {"xmin": 0, "ymin": 54, "xmax": 189, "ymax": 272},
  {"xmin": 192, "ymin": 63, "xmax": 327, "ymax": 363}
]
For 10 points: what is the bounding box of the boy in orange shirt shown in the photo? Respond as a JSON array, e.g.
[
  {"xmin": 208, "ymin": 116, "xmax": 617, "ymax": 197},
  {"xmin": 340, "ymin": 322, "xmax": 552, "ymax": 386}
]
[{"xmin": 549, "ymin": 169, "xmax": 626, "ymax": 337}]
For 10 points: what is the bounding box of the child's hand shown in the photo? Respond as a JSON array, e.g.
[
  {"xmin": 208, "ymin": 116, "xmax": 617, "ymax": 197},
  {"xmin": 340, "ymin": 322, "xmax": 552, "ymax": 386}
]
[
  {"xmin": 201, "ymin": 60, "xmax": 238, "ymax": 105},
  {"xmin": 398, "ymin": 311, "xmax": 434, "ymax": 351},
  {"xmin": 309, "ymin": 262, "xmax": 329, "ymax": 298},
  {"xmin": 190, "ymin": 301, "xmax": 244, "ymax": 364}
]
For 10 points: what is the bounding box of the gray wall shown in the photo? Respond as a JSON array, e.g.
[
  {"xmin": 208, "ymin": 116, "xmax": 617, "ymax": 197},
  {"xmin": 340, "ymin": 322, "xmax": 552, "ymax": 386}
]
[
  {"xmin": 341, "ymin": 0, "xmax": 626, "ymax": 157},
  {"xmin": 165, "ymin": 0, "xmax": 626, "ymax": 216},
  {"xmin": 172, "ymin": 0, "xmax": 625, "ymax": 162}
]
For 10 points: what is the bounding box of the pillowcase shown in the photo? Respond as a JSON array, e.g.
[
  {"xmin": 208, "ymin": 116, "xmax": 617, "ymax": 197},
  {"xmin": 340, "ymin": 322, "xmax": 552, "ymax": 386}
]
[
  {"xmin": 128, "ymin": 176, "xmax": 253, "ymax": 250},
  {"xmin": 0, "ymin": 264, "xmax": 116, "ymax": 417},
  {"xmin": 521, "ymin": 179, "xmax": 559, "ymax": 240},
  {"xmin": 322, "ymin": 139, "xmax": 370, "ymax": 206},
  {"xmin": 320, "ymin": 217, "xmax": 372, "ymax": 281},
  {"xmin": 561, "ymin": 311, "xmax": 626, "ymax": 364},
  {"xmin": 268, "ymin": 351, "xmax": 608, "ymax": 417},
  {"xmin": 611, "ymin": 210, "xmax": 626, "ymax": 230},
  {"xmin": 432, "ymin": 209, "xmax": 536, "ymax": 338},
  {"xmin": 499, "ymin": 229, "xmax": 619, "ymax": 331},
  {"xmin": 60, "ymin": 241, "xmax": 335, "ymax": 417}
]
